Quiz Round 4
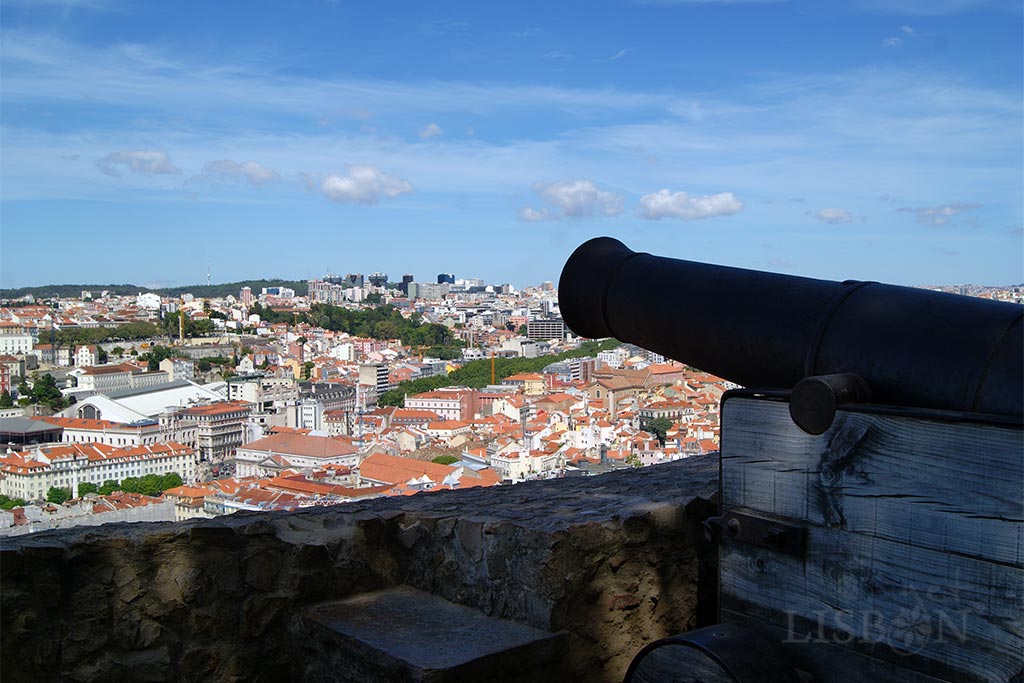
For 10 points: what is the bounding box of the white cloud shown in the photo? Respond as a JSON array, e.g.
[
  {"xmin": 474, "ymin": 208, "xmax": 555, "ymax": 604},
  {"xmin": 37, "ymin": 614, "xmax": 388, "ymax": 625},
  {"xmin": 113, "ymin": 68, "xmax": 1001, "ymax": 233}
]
[
  {"xmin": 419, "ymin": 122, "xmax": 443, "ymax": 139},
  {"xmin": 320, "ymin": 165, "xmax": 413, "ymax": 205},
  {"xmin": 522, "ymin": 180, "xmax": 624, "ymax": 220},
  {"xmin": 638, "ymin": 189, "xmax": 743, "ymax": 221},
  {"xmin": 899, "ymin": 25, "xmax": 915, "ymax": 34},
  {"xmin": 813, "ymin": 207, "xmax": 855, "ymax": 224},
  {"xmin": 882, "ymin": 37, "xmax": 902, "ymax": 47},
  {"xmin": 96, "ymin": 150, "xmax": 180, "ymax": 178},
  {"xmin": 198, "ymin": 159, "xmax": 279, "ymax": 187},
  {"xmin": 903, "ymin": 202, "xmax": 981, "ymax": 225},
  {"xmin": 854, "ymin": 0, "xmax": 1018, "ymax": 16},
  {"xmin": 607, "ymin": 48, "xmax": 631, "ymax": 61},
  {"xmin": 518, "ymin": 207, "xmax": 553, "ymax": 222}
]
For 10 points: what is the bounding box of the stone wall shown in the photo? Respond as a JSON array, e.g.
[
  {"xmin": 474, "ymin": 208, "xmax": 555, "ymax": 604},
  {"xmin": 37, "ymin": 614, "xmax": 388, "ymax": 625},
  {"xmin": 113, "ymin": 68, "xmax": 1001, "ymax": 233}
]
[{"xmin": 1, "ymin": 458, "xmax": 717, "ymax": 683}]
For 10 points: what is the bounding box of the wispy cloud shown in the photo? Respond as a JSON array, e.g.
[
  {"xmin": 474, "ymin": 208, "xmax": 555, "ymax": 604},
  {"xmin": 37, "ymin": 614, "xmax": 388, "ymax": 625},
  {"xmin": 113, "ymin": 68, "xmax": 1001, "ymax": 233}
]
[
  {"xmin": 418, "ymin": 122, "xmax": 444, "ymax": 139},
  {"xmin": 194, "ymin": 159, "xmax": 279, "ymax": 187},
  {"xmin": 882, "ymin": 37, "xmax": 902, "ymax": 47},
  {"xmin": 96, "ymin": 150, "xmax": 180, "ymax": 178},
  {"xmin": 607, "ymin": 48, "xmax": 631, "ymax": 61},
  {"xmin": 901, "ymin": 202, "xmax": 982, "ymax": 225},
  {"xmin": 520, "ymin": 180, "xmax": 623, "ymax": 220},
  {"xmin": 2, "ymin": 32, "xmax": 1019, "ymax": 231},
  {"xmin": 416, "ymin": 19, "xmax": 469, "ymax": 36},
  {"xmin": 320, "ymin": 165, "xmax": 413, "ymax": 205},
  {"xmin": 854, "ymin": 0, "xmax": 1020, "ymax": 15},
  {"xmin": 518, "ymin": 207, "xmax": 552, "ymax": 222},
  {"xmin": 638, "ymin": 189, "xmax": 743, "ymax": 221},
  {"xmin": 812, "ymin": 207, "xmax": 856, "ymax": 224},
  {"xmin": 636, "ymin": 0, "xmax": 786, "ymax": 4}
]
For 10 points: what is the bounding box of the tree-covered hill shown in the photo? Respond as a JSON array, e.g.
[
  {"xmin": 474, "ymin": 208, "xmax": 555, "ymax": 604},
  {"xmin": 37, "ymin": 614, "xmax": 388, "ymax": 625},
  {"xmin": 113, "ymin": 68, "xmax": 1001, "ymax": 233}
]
[{"xmin": 0, "ymin": 279, "xmax": 308, "ymax": 301}]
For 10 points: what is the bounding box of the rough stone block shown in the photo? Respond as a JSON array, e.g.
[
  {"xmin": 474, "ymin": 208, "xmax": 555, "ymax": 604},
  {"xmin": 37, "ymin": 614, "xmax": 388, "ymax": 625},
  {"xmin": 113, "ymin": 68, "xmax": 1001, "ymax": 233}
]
[{"xmin": 302, "ymin": 586, "xmax": 568, "ymax": 683}]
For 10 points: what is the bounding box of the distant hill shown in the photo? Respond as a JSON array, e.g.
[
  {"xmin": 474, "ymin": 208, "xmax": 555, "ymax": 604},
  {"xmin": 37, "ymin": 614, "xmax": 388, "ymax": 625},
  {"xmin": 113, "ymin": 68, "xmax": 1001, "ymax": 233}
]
[{"xmin": 0, "ymin": 279, "xmax": 309, "ymax": 301}]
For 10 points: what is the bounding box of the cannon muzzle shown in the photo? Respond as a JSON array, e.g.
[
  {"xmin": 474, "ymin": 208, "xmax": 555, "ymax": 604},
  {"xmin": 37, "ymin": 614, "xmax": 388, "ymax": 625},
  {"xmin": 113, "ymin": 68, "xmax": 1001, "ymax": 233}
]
[{"xmin": 558, "ymin": 236, "xmax": 1023, "ymax": 419}]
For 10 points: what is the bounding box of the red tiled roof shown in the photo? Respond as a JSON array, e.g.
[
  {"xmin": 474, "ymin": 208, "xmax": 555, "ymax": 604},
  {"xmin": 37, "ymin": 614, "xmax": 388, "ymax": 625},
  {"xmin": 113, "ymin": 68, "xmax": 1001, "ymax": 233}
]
[{"xmin": 240, "ymin": 432, "xmax": 358, "ymax": 459}]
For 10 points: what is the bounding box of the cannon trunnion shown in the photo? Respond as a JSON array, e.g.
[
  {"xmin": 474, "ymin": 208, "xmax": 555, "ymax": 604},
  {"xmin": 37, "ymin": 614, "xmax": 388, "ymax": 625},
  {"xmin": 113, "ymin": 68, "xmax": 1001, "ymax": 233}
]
[{"xmin": 559, "ymin": 238, "xmax": 1023, "ymax": 683}]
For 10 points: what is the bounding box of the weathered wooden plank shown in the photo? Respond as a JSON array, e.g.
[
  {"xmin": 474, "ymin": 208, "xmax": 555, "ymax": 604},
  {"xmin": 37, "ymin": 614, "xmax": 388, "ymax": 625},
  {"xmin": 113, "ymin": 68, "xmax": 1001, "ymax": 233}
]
[
  {"xmin": 719, "ymin": 521, "xmax": 1024, "ymax": 683},
  {"xmin": 721, "ymin": 609, "xmax": 953, "ymax": 683},
  {"xmin": 721, "ymin": 397, "xmax": 1024, "ymax": 566}
]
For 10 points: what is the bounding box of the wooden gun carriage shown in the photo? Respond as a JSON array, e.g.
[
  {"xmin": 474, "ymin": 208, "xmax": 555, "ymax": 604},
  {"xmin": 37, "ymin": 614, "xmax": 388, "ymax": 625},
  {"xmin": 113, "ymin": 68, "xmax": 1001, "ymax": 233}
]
[{"xmin": 559, "ymin": 237, "xmax": 1023, "ymax": 683}]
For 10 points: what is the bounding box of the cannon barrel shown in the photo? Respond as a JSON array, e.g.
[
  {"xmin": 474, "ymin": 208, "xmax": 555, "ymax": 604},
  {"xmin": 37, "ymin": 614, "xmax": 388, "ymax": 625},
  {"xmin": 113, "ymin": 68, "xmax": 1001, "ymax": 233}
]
[{"xmin": 558, "ymin": 236, "xmax": 1023, "ymax": 418}]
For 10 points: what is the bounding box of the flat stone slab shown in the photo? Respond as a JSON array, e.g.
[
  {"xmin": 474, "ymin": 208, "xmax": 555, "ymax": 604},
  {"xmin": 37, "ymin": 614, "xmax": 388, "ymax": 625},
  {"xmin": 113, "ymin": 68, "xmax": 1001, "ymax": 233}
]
[{"xmin": 303, "ymin": 586, "xmax": 568, "ymax": 682}]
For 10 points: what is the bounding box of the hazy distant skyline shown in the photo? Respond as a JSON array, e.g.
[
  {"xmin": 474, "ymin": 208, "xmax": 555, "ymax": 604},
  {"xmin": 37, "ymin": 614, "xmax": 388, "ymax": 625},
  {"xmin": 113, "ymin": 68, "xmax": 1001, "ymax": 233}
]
[{"xmin": 1, "ymin": 0, "xmax": 1021, "ymax": 289}]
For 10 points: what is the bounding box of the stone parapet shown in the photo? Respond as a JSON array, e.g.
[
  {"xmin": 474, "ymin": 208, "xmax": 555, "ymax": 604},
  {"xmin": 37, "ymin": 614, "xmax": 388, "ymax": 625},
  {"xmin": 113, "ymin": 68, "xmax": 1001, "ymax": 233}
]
[{"xmin": 1, "ymin": 458, "xmax": 717, "ymax": 682}]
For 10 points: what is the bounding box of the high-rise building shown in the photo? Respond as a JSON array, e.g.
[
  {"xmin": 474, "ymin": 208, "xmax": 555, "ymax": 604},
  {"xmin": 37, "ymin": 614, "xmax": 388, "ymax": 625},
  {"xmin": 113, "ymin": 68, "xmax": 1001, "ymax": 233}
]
[
  {"xmin": 240, "ymin": 287, "xmax": 253, "ymax": 307},
  {"xmin": 437, "ymin": 273, "xmax": 455, "ymax": 285},
  {"xmin": 345, "ymin": 273, "xmax": 364, "ymax": 288},
  {"xmin": 308, "ymin": 278, "xmax": 346, "ymax": 303},
  {"xmin": 400, "ymin": 274, "xmax": 414, "ymax": 296},
  {"xmin": 368, "ymin": 272, "xmax": 388, "ymax": 288},
  {"xmin": 527, "ymin": 318, "xmax": 566, "ymax": 341},
  {"xmin": 359, "ymin": 363, "xmax": 390, "ymax": 396},
  {"xmin": 408, "ymin": 282, "xmax": 449, "ymax": 300}
]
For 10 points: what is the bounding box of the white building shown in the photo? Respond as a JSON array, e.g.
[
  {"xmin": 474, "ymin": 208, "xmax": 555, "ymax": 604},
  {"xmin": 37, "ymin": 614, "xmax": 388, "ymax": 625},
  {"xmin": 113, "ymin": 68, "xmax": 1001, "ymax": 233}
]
[
  {"xmin": 234, "ymin": 432, "xmax": 360, "ymax": 478},
  {"xmin": 73, "ymin": 363, "xmax": 170, "ymax": 394},
  {"xmin": 136, "ymin": 293, "xmax": 162, "ymax": 310},
  {"xmin": 0, "ymin": 324, "xmax": 34, "ymax": 356},
  {"xmin": 159, "ymin": 357, "xmax": 196, "ymax": 382},
  {"xmin": 75, "ymin": 345, "xmax": 99, "ymax": 367},
  {"xmin": 0, "ymin": 441, "xmax": 199, "ymax": 502}
]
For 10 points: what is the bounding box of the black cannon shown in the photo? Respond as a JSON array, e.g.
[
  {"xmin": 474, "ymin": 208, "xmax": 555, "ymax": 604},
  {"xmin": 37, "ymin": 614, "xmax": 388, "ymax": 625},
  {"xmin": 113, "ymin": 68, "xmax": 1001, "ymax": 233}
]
[
  {"xmin": 559, "ymin": 236, "xmax": 1022, "ymax": 432},
  {"xmin": 558, "ymin": 237, "xmax": 1024, "ymax": 683}
]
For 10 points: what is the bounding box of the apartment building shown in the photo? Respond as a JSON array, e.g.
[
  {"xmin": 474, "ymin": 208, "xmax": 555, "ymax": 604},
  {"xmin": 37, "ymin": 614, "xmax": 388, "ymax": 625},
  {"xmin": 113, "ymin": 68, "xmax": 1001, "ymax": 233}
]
[
  {"xmin": 0, "ymin": 441, "xmax": 198, "ymax": 502},
  {"xmin": 234, "ymin": 432, "xmax": 360, "ymax": 478},
  {"xmin": 179, "ymin": 401, "xmax": 251, "ymax": 462}
]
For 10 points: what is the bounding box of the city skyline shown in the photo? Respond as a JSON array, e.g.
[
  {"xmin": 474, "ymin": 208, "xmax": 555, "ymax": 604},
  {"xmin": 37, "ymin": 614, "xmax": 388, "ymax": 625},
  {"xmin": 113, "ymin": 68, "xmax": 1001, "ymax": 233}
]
[{"xmin": 1, "ymin": 0, "xmax": 1021, "ymax": 289}]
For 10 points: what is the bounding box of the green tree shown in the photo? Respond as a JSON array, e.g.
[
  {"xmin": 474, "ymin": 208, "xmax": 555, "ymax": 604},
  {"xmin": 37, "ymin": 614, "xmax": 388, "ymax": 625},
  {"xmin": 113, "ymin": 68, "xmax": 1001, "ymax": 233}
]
[
  {"xmin": 32, "ymin": 374, "xmax": 63, "ymax": 405},
  {"xmin": 301, "ymin": 361, "xmax": 315, "ymax": 379},
  {"xmin": 98, "ymin": 347, "xmax": 109, "ymax": 363},
  {"xmin": 431, "ymin": 455, "xmax": 459, "ymax": 466},
  {"xmin": 46, "ymin": 486, "xmax": 71, "ymax": 504},
  {"xmin": 0, "ymin": 495, "xmax": 26, "ymax": 510},
  {"xmin": 144, "ymin": 345, "xmax": 173, "ymax": 371},
  {"xmin": 197, "ymin": 359, "xmax": 212, "ymax": 372},
  {"xmin": 646, "ymin": 417, "xmax": 673, "ymax": 446},
  {"xmin": 159, "ymin": 472, "xmax": 183, "ymax": 491},
  {"xmin": 517, "ymin": 324, "xmax": 528, "ymax": 336},
  {"xmin": 77, "ymin": 482, "xmax": 98, "ymax": 496},
  {"xmin": 0, "ymin": 391, "xmax": 12, "ymax": 408},
  {"xmin": 137, "ymin": 474, "xmax": 162, "ymax": 497},
  {"xmin": 120, "ymin": 477, "xmax": 140, "ymax": 493},
  {"xmin": 111, "ymin": 346, "xmax": 125, "ymax": 358},
  {"xmin": 98, "ymin": 480, "xmax": 119, "ymax": 495}
]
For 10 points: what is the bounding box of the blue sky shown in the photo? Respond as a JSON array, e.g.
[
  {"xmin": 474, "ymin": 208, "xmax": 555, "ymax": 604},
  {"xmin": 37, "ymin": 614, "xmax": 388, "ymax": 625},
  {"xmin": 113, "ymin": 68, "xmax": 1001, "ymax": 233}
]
[{"xmin": 1, "ymin": 0, "xmax": 1021, "ymax": 290}]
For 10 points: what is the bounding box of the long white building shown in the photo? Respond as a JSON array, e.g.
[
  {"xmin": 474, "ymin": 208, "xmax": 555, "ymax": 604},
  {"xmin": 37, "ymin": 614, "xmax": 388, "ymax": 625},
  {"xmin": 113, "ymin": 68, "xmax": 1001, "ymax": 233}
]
[{"xmin": 0, "ymin": 441, "xmax": 198, "ymax": 502}]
